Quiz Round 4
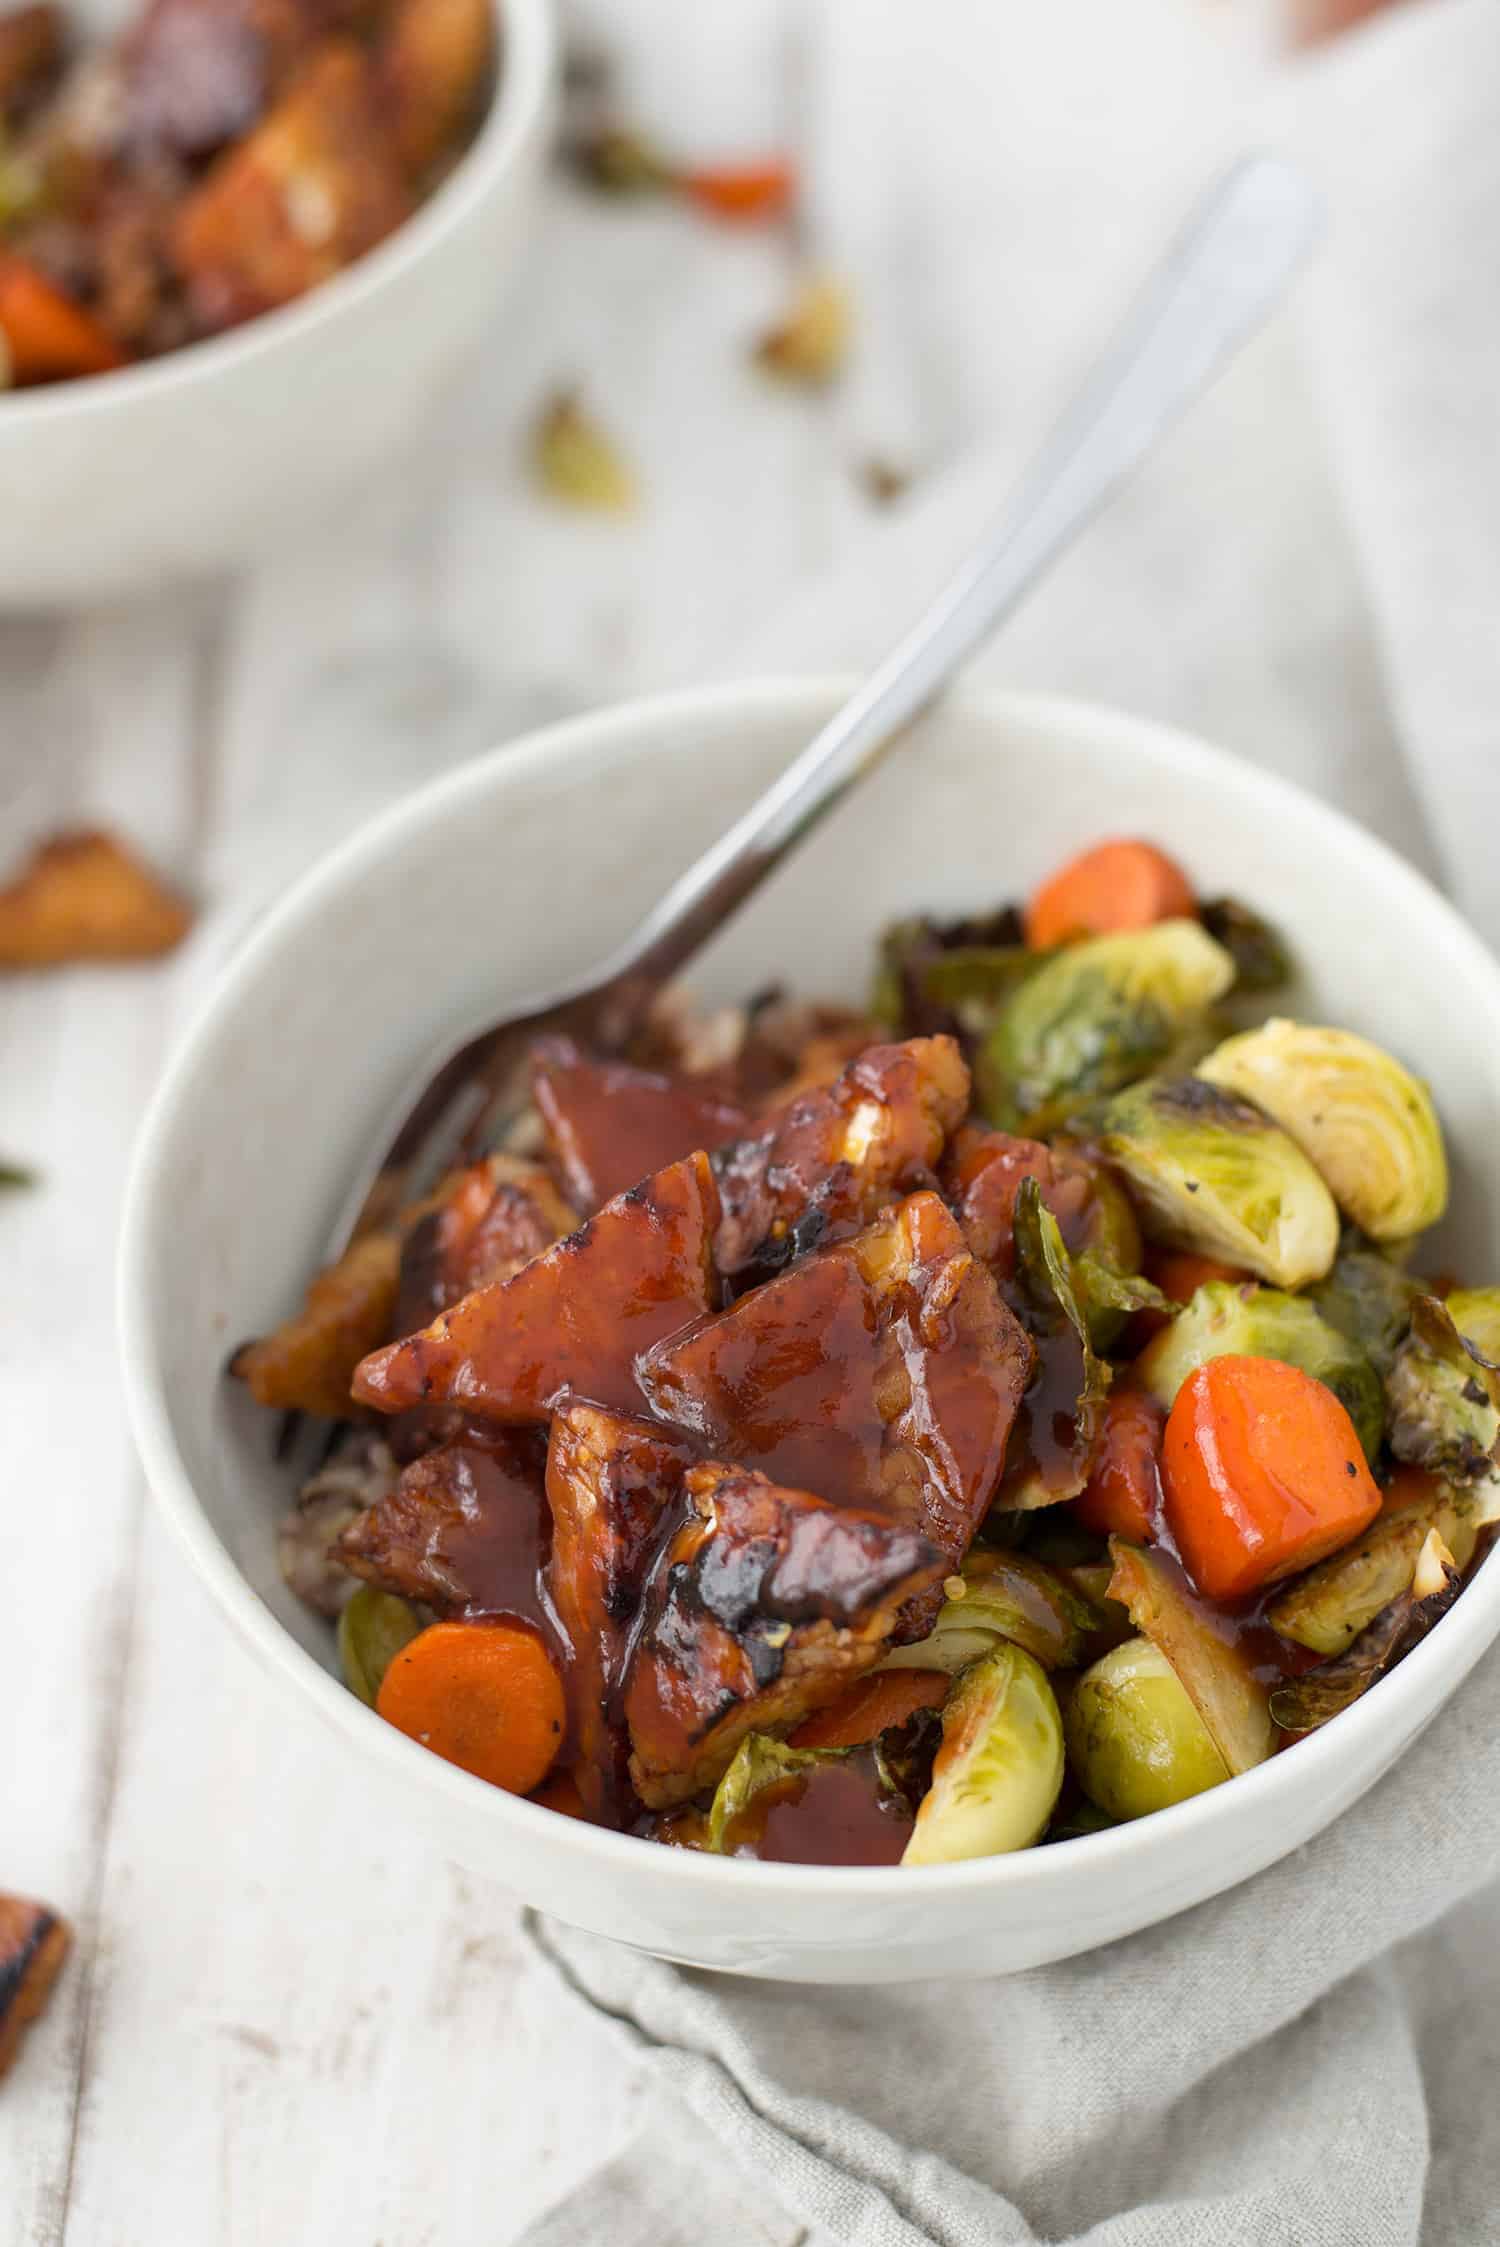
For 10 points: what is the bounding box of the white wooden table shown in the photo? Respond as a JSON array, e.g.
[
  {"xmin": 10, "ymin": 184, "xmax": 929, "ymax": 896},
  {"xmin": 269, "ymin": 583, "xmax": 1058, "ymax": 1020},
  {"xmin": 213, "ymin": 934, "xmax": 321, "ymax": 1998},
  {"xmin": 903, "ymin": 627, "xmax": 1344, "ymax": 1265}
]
[{"xmin": 0, "ymin": 5, "xmax": 1281, "ymax": 2235}]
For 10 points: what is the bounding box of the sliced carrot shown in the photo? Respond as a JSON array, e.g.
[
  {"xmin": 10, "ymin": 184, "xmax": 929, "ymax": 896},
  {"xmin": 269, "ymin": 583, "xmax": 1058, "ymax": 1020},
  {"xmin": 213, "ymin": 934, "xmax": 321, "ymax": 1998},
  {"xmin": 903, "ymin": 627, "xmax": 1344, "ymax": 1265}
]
[
  {"xmin": 0, "ymin": 256, "xmax": 125, "ymax": 386},
  {"xmin": 376, "ymin": 1619, "xmax": 565, "ymax": 1794},
  {"xmin": 1130, "ymin": 1251, "xmax": 1253, "ymax": 1346},
  {"xmin": 1074, "ymin": 1388, "xmax": 1165, "ymax": 1544},
  {"xmin": 1161, "ymin": 1355, "xmax": 1382, "ymax": 1603},
  {"xmin": 1025, "ymin": 838, "xmax": 1196, "ymax": 948},
  {"xmin": 681, "ymin": 159, "xmax": 795, "ymax": 223},
  {"xmin": 788, "ymin": 1668, "xmax": 948, "ymax": 1750}
]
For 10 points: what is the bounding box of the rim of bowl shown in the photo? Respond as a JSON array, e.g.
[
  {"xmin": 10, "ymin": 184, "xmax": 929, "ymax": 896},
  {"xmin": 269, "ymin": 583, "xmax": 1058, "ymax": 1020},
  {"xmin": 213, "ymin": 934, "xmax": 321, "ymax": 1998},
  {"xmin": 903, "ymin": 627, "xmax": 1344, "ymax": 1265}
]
[
  {"xmin": 0, "ymin": 0, "xmax": 555, "ymax": 426},
  {"xmin": 118, "ymin": 677, "xmax": 1500, "ymax": 1898}
]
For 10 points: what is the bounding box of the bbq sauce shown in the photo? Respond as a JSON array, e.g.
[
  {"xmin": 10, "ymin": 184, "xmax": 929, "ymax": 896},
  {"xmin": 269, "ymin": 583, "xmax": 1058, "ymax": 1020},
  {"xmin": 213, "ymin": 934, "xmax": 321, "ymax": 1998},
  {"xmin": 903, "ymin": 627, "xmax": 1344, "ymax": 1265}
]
[
  {"xmin": 532, "ymin": 1038, "xmax": 750, "ymax": 1212},
  {"xmin": 743, "ymin": 1756, "xmax": 913, "ymax": 1867}
]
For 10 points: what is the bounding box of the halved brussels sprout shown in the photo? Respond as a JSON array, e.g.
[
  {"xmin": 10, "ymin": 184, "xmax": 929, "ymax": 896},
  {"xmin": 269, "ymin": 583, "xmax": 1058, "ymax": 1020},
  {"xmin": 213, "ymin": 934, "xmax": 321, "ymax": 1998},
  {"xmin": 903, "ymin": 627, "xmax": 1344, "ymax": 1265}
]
[
  {"xmin": 1386, "ymin": 1293, "xmax": 1500, "ymax": 1481},
  {"xmin": 1107, "ymin": 1541, "xmax": 1275, "ymax": 1774},
  {"xmin": 1269, "ymin": 1528, "xmax": 1463, "ymax": 1732},
  {"xmin": 1199, "ymin": 1020, "xmax": 1448, "ymax": 1244},
  {"xmin": 337, "ymin": 1586, "xmax": 423, "ymax": 1707},
  {"xmin": 1311, "ymin": 1231, "xmax": 1419, "ymax": 1377},
  {"xmin": 1267, "ymin": 1481, "xmax": 1481, "ymax": 1655},
  {"xmin": 979, "ymin": 920, "xmax": 1235, "ymax": 1135},
  {"xmin": 1095, "ymin": 1075, "xmax": 1339, "ymax": 1291},
  {"xmin": 902, "ymin": 1644, "xmax": 1064, "ymax": 1865},
  {"xmin": 881, "ymin": 1549, "xmax": 1102, "ymax": 1675},
  {"xmin": 704, "ymin": 1735, "xmax": 838, "ymax": 1854},
  {"xmin": 1135, "ymin": 1280, "xmax": 1383, "ymax": 1463},
  {"xmin": 1064, "ymin": 1636, "xmax": 1229, "ymax": 1821},
  {"xmin": 1198, "ymin": 897, "xmax": 1293, "ymax": 994}
]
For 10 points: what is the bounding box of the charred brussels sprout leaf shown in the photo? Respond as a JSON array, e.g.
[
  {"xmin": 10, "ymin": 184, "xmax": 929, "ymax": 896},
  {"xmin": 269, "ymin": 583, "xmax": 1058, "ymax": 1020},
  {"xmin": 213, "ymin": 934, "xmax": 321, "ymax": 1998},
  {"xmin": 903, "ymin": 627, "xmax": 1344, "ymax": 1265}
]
[
  {"xmin": 1198, "ymin": 897, "xmax": 1293, "ymax": 994},
  {"xmin": 1386, "ymin": 1293, "xmax": 1500, "ymax": 1481},
  {"xmin": 1268, "ymin": 1483, "xmax": 1481, "ymax": 1655},
  {"xmin": 997, "ymin": 1177, "xmax": 1111, "ymax": 1507},
  {"xmin": 871, "ymin": 906, "xmax": 1026, "ymax": 1036},
  {"xmin": 902, "ymin": 1643, "xmax": 1064, "ymax": 1864},
  {"xmin": 1095, "ymin": 1075, "xmax": 1339, "ymax": 1290},
  {"xmin": 1136, "ymin": 1279, "xmax": 1383, "ymax": 1464},
  {"xmin": 1199, "ymin": 1019, "xmax": 1448, "ymax": 1244},
  {"xmin": 1311, "ymin": 1232, "xmax": 1419, "ymax": 1377},
  {"xmin": 1073, "ymin": 1256, "xmax": 1177, "ymax": 1340},
  {"xmin": 704, "ymin": 1735, "xmax": 840, "ymax": 1854},
  {"xmin": 1270, "ymin": 1529, "xmax": 1463, "ymax": 1730},
  {"xmin": 978, "ymin": 920, "xmax": 1235, "ymax": 1135},
  {"xmin": 872, "ymin": 1707, "xmax": 943, "ymax": 1816},
  {"xmin": 1064, "ymin": 1635, "xmax": 1229, "ymax": 1821},
  {"xmin": 882, "ymin": 1549, "xmax": 1102, "ymax": 1675},
  {"xmin": 1107, "ymin": 1541, "xmax": 1275, "ymax": 1775},
  {"xmin": 338, "ymin": 1586, "xmax": 423, "ymax": 1707}
]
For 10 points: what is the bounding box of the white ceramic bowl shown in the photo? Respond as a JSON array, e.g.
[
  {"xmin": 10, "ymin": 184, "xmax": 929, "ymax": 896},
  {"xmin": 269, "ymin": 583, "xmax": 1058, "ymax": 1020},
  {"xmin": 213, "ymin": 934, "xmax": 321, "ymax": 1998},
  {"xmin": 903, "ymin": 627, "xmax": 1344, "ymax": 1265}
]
[
  {"xmin": 0, "ymin": 0, "xmax": 554, "ymax": 606},
  {"xmin": 119, "ymin": 682, "xmax": 1500, "ymax": 1983}
]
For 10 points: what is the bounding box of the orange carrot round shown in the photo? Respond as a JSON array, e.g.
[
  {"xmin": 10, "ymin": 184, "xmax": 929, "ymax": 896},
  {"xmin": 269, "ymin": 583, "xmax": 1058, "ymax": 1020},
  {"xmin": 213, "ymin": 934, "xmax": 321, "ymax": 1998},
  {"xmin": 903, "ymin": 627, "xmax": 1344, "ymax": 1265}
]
[
  {"xmin": 1160, "ymin": 1355, "xmax": 1382, "ymax": 1603},
  {"xmin": 788, "ymin": 1668, "xmax": 948, "ymax": 1750},
  {"xmin": 1074, "ymin": 1388, "xmax": 1165, "ymax": 1544},
  {"xmin": 376, "ymin": 1620, "xmax": 565, "ymax": 1794},
  {"xmin": 682, "ymin": 159, "xmax": 795, "ymax": 222},
  {"xmin": 0, "ymin": 256, "xmax": 125, "ymax": 386},
  {"xmin": 1025, "ymin": 838, "xmax": 1196, "ymax": 948}
]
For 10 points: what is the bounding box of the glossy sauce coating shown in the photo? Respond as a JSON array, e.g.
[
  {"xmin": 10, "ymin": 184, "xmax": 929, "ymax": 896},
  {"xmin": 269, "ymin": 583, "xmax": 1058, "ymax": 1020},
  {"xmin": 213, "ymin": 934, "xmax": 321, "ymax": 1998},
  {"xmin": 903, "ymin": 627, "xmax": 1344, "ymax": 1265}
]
[{"xmin": 532, "ymin": 1037, "xmax": 751, "ymax": 1213}]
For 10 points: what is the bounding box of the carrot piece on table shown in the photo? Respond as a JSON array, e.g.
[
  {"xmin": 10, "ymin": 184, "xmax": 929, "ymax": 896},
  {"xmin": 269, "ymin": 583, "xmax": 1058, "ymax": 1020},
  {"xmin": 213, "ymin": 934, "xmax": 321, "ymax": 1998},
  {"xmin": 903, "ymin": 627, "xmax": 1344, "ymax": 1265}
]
[
  {"xmin": 1160, "ymin": 1355, "xmax": 1382, "ymax": 1603},
  {"xmin": 681, "ymin": 158, "xmax": 795, "ymax": 222},
  {"xmin": 1074, "ymin": 1388, "xmax": 1165, "ymax": 1544},
  {"xmin": 1025, "ymin": 838, "xmax": 1196, "ymax": 948},
  {"xmin": 0, "ymin": 256, "xmax": 125, "ymax": 385},
  {"xmin": 788, "ymin": 1668, "xmax": 948, "ymax": 1750},
  {"xmin": 376, "ymin": 1620, "xmax": 565, "ymax": 1794}
]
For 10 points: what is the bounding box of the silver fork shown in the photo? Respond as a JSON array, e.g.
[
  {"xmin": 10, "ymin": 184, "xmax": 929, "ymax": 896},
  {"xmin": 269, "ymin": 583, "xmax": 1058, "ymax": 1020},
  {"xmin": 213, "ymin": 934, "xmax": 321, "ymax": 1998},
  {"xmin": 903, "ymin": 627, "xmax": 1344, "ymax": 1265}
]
[{"xmin": 319, "ymin": 154, "xmax": 1318, "ymax": 1279}]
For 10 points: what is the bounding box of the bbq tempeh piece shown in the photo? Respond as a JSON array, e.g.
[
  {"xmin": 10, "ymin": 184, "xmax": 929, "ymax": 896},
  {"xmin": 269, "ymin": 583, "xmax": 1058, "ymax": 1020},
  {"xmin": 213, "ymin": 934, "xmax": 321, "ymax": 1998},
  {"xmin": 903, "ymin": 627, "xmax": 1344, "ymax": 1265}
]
[
  {"xmin": 339, "ymin": 1422, "xmax": 549, "ymax": 1620},
  {"xmin": 712, "ymin": 1034, "xmax": 969, "ymax": 1286},
  {"xmin": 233, "ymin": 1230, "xmax": 401, "ymax": 1419},
  {"xmin": 544, "ymin": 1402, "xmax": 700, "ymax": 1818},
  {"xmin": 625, "ymin": 1463, "xmax": 946, "ymax": 1809},
  {"xmin": 354, "ymin": 1153, "xmax": 721, "ymax": 1424},
  {"xmin": 0, "ymin": 1895, "xmax": 70, "ymax": 2080},
  {"xmin": 640, "ymin": 1191, "xmax": 1032, "ymax": 1634},
  {"xmin": 942, "ymin": 1123, "xmax": 1099, "ymax": 1277},
  {"xmin": 395, "ymin": 1154, "xmax": 578, "ymax": 1334},
  {"xmin": 532, "ymin": 1037, "xmax": 750, "ymax": 1214}
]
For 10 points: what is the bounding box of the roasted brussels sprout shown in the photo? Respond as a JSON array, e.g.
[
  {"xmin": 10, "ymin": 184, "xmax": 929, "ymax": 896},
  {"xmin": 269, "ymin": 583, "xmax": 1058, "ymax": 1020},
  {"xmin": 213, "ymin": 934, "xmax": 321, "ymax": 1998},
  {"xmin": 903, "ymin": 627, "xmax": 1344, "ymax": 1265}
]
[
  {"xmin": 1199, "ymin": 1020, "xmax": 1448, "ymax": 1243},
  {"xmin": 1267, "ymin": 1479, "xmax": 1481, "ymax": 1654},
  {"xmin": 1107, "ymin": 1541, "xmax": 1275, "ymax": 1774},
  {"xmin": 1095, "ymin": 1075, "xmax": 1339, "ymax": 1290},
  {"xmin": 882, "ymin": 1549, "xmax": 1101, "ymax": 1675},
  {"xmin": 1269, "ymin": 1528, "xmax": 1463, "ymax": 1731},
  {"xmin": 1386, "ymin": 1293, "xmax": 1500, "ymax": 1481},
  {"xmin": 1064, "ymin": 1636, "xmax": 1229, "ymax": 1820},
  {"xmin": 704, "ymin": 1735, "xmax": 836, "ymax": 1854},
  {"xmin": 337, "ymin": 1585, "xmax": 423, "ymax": 1706},
  {"xmin": 902, "ymin": 1643, "xmax": 1063, "ymax": 1864},
  {"xmin": 1198, "ymin": 897, "xmax": 1293, "ymax": 994},
  {"xmin": 979, "ymin": 920, "xmax": 1235, "ymax": 1135},
  {"xmin": 1310, "ymin": 1231, "xmax": 1418, "ymax": 1377},
  {"xmin": 871, "ymin": 907, "xmax": 1028, "ymax": 1037},
  {"xmin": 1135, "ymin": 1280, "xmax": 1383, "ymax": 1463}
]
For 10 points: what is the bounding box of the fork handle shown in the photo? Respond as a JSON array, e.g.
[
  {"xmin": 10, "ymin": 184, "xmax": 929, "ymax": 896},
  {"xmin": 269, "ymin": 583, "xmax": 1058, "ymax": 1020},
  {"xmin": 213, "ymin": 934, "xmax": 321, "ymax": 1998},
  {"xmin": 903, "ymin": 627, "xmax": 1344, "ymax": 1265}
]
[{"xmin": 605, "ymin": 155, "xmax": 1318, "ymax": 1001}]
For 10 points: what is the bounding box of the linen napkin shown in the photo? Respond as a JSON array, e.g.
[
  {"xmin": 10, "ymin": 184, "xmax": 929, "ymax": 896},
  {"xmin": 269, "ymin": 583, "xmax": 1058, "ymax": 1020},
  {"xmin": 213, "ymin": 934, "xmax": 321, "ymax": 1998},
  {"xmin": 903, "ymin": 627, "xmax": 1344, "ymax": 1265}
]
[{"xmin": 515, "ymin": 4, "xmax": 1500, "ymax": 2241}]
